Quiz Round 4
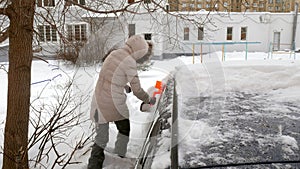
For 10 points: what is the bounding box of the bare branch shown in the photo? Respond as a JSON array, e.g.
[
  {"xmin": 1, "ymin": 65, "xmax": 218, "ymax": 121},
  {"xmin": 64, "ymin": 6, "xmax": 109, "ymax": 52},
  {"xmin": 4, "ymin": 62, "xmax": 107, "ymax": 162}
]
[
  {"xmin": 0, "ymin": 8, "xmax": 7, "ymax": 15},
  {"xmin": 65, "ymin": 0, "xmax": 154, "ymax": 14},
  {"xmin": 32, "ymin": 56, "xmax": 49, "ymax": 63},
  {"xmin": 28, "ymin": 73, "xmax": 90, "ymax": 168},
  {"xmin": 0, "ymin": 3, "xmax": 15, "ymax": 17},
  {"xmin": 0, "ymin": 63, "xmax": 8, "ymax": 73}
]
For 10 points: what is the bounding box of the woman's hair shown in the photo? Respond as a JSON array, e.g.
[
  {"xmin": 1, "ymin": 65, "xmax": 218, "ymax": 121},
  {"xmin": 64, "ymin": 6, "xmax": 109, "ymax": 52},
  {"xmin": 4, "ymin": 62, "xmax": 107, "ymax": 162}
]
[
  {"xmin": 102, "ymin": 47, "xmax": 116, "ymax": 62},
  {"xmin": 136, "ymin": 42, "xmax": 153, "ymax": 64}
]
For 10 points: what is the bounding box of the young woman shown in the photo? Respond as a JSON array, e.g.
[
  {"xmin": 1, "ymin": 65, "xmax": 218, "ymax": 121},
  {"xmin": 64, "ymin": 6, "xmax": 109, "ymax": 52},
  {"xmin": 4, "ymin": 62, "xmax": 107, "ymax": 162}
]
[{"xmin": 88, "ymin": 35, "xmax": 156, "ymax": 169}]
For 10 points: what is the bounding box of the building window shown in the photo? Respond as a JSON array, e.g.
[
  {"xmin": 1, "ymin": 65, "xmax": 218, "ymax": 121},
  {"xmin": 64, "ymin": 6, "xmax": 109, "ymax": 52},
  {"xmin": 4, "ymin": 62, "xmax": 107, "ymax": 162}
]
[
  {"xmin": 184, "ymin": 27, "xmax": 189, "ymax": 41},
  {"xmin": 166, "ymin": 4, "xmax": 170, "ymax": 11},
  {"xmin": 206, "ymin": 4, "xmax": 211, "ymax": 8},
  {"xmin": 273, "ymin": 32, "xmax": 280, "ymax": 51},
  {"xmin": 182, "ymin": 3, "xmax": 187, "ymax": 7},
  {"xmin": 241, "ymin": 27, "xmax": 247, "ymax": 40},
  {"xmin": 128, "ymin": 24, "xmax": 135, "ymax": 37},
  {"xmin": 38, "ymin": 26, "xmax": 44, "ymax": 41},
  {"xmin": 190, "ymin": 4, "xmax": 195, "ymax": 8},
  {"xmin": 144, "ymin": 33, "xmax": 152, "ymax": 40},
  {"xmin": 275, "ymin": 6, "xmax": 280, "ymax": 10},
  {"xmin": 198, "ymin": 27, "xmax": 204, "ymax": 40},
  {"xmin": 37, "ymin": 0, "xmax": 55, "ymax": 7},
  {"xmin": 224, "ymin": 2, "xmax": 228, "ymax": 6},
  {"xmin": 38, "ymin": 25, "xmax": 57, "ymax": 42},
  {"xmin": 268, "ymin": 0, "xmax": 273, "ymax": 3},
  {"xmin": 79, "ymin": 0, "xmax": 85, "ymax": 5},
  {"xmin": 197, "ymin": 4, "xmax": 202, "ymax": 8},
  {"xmin": 227, "ymin": 27, "xmax": 233, "ymax": 40},
  {"xmin": 66, "ymin": 0, "xmax": 85, "ymax": 6},
  {"xmin": 275, "ymin": 0, "xmax": 281, "ymax": 3},
  {"xmin": 67, "ymin": 24, "xmax": 87, "ymax": 42},
  {"xmin": 268, "ymin": 6, "xmax": 273, "ymax": 10}
]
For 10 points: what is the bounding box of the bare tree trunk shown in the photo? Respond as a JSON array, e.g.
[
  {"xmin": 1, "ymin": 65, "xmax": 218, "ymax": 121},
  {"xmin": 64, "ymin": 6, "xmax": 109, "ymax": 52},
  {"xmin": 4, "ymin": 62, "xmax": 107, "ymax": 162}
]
[{"xmin": 3, "ymin": 1, "xmax": 35, "ymax": 169}]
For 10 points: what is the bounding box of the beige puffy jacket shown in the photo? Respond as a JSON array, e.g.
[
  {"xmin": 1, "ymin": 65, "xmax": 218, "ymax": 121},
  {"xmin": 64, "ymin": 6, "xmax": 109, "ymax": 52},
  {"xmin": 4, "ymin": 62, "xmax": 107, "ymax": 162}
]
[{"xmin": 90, "ymin": 35, "xmax": 151, "ymax": 124}]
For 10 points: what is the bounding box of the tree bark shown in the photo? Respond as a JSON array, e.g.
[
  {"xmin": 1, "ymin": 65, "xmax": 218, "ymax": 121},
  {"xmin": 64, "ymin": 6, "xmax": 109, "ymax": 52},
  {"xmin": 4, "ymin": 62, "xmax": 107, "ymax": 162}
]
[{"xmin": 3, "ymin": 1, "xmax": 35, "ymax": 169}]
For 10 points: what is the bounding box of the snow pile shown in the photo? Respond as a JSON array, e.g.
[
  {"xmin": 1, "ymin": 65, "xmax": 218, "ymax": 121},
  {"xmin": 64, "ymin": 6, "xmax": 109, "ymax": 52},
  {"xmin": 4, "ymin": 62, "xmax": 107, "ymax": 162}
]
[
  {"xmin": 277, "ymin": 135, "xmax": 299, "ymax": 157},
  {"xmin": 0, "ymin": 51, "xmax": 300, "ymax": 168}
]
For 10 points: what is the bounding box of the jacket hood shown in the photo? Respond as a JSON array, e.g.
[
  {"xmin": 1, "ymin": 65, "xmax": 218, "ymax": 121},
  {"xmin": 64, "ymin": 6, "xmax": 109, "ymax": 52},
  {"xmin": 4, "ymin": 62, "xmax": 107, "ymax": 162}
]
[{"xmin": 125, "ymin": 35, "xmax": 148, "ymax": 60}]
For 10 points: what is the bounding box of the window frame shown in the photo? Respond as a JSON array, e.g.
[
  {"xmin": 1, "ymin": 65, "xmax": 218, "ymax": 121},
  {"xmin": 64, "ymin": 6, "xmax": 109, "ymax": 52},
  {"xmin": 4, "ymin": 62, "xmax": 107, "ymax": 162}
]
[
  {"xmin": 128, "ymin": 24, "xmax": 136, "ymax": 37},
  {"xmin": 144, "ymin": 33, "xmax": 152, "ymax": 40},
  {"xmin": 226, "ymin": 27, "xmax": 233, "ymax": 41},
  {"xmin": 268, "ymin": 6, "xmax": 273, "ymax": 10},
  {"xmin": 198, "ymin": 27, "xmax": 204, "ymax": 40},
  {"xmin": 184, "ymin": 27, "xmax": 189, "ymax": 41},
  {"xmin": 38, "ymin": 25, "xmax": 58, "ymax": 42},
  {"xmin": 240, "ymin": 27, "xmax": 247, "ymax": 41},
  {"xmin": 37, "ymin": 0, "xmax": 55, "ymax": 7},
  {"xmin": 65, "ymin": 0, "xmax": 86, "ymax": 6},
  {"xmin": 67, "ymin": 23, "xmax": 87, "ymax": 42}
]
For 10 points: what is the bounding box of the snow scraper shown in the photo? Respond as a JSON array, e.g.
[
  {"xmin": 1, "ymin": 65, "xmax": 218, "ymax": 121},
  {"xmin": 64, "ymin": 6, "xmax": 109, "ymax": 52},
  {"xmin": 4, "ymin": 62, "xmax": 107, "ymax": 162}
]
[{"xmin": 140, "ymin": 80, "xmax": 165, "ymax": 112}]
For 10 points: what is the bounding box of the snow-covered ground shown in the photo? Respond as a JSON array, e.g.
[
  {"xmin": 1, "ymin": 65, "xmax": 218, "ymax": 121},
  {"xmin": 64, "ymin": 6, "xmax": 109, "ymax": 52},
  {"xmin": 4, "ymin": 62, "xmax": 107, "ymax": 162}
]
[
  {"xmin": 152, "ymin": 52, "xmax": 300, "ymax": 169},
  {"xmin": 0, "ymin": 51, "xmax": 300, "ymax": 168}
]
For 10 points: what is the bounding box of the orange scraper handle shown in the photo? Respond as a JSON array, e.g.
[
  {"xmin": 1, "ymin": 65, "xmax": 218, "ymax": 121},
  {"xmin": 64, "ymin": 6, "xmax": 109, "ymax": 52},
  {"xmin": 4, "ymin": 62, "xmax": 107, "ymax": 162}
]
[{"xmin": 152, "ymin": 80, "xmax": 163, "ymax": 97}]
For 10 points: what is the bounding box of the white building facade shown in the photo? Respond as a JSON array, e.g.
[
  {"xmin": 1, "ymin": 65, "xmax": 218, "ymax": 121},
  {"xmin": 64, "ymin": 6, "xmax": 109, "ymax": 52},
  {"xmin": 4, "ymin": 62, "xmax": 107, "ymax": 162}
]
[
  {"xmin": 1, "ymin": 0, "xmax": 299, "ymax": 59},
  {"xmin": 155, "ymin": 12, "xmax": 300, "ymax": 58}
]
